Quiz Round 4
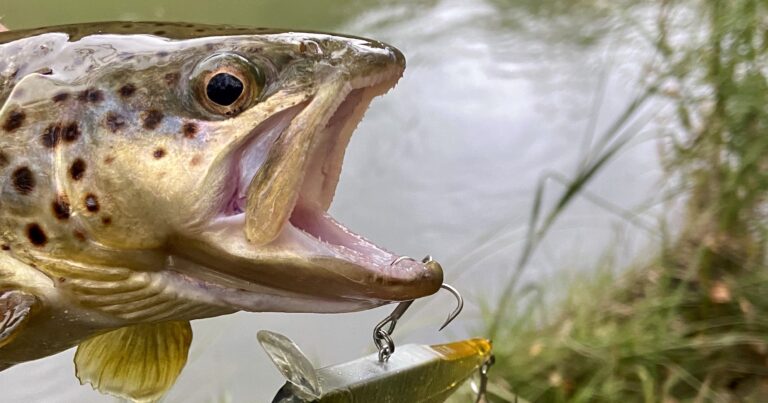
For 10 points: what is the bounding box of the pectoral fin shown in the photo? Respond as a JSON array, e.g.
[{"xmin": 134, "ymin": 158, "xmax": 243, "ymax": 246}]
[
  {"xmin": 0, "ymin": 290, "xmax": 37, "ymax": 349},
  {"xmin": 74, "ymin": 321, "xmax": 192, "ymax": 403}
]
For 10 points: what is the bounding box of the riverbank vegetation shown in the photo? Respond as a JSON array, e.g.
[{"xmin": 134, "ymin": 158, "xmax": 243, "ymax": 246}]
[{"xmin": 483, "ymin": 1, "xmax": 768, "ymax": 401}]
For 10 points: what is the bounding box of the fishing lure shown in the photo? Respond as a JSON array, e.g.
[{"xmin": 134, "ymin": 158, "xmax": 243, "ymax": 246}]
[
  {"xmin": 263, "ymin": 332, "xmax": 491, "ymax": 403},
  {"xmin": 261, "ymin": 259, "xmax": 495, "ymax": 402}
]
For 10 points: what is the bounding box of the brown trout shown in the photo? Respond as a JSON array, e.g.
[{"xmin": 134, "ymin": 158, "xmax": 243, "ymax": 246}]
[{"xmin": 0, "ymin": 22, "xmax": 443, "ymax": 401}]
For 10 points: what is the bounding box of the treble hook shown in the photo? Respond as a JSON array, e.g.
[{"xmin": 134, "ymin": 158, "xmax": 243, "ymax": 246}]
[
  {"xmin": 471, "ymin": 355, "xmax": 496, "ymax": 403},
  {"xmin": 374, "ymin": 255, "xmax": 464, "ymax": 362}
]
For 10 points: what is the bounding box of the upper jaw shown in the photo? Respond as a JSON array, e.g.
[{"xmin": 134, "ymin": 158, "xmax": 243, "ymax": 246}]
[{"xmin": 172, "ymin": 44, "xmax": 444, "ymax": 312}]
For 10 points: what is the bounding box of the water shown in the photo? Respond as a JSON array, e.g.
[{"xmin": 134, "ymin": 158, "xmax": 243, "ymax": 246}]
[{"xmin": 0, "ymin": 0, "xmax": 672, "ymax": 401}]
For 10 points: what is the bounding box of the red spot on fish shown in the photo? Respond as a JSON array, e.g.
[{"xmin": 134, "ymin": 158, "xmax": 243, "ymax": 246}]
[
  {"xmin": 142, "ymin": 109, "xmax": 164, "ymax": 130},
  {"xmin": 73, "ymin": 230, "xmax": 86, "ymax": 242},
  {"xmin": 182, "ymin": 122, "xmax": 198, "ymax": 139}
]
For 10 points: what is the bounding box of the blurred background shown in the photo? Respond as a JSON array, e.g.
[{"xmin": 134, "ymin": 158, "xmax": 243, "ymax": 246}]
[{"xmin": 4, "ymin": 0, "xmax": 764, "ymax": 402}]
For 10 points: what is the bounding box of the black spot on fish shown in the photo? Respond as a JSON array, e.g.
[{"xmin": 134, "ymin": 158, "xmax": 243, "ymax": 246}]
[
  {"xmin": 154, "ymin": 32, "xmax": 167, "ymax": 37},
  {"xmin": 195, "ymin": 28, "xmax": 206, "ymax": 33},
  {"xmin": 52, "ymin": 195, "xmax": 71, "ymax": 220},
  {"xmin": 153, "ymin": 148, "xmax": 166, "ymax": 159},
  {"xmin": 182, "ymin": 122, "xmax": 198, "ymax": 138},
  {"xmin": 41, "ymin": 123, "xmax": 62, "ymax": 148},
  {"xmin": 118, "ymin": 83, "xmax": 137, "ymax": 98},
  {"xmin": 105, "ymin": 112, "xmax": 126, "ymax": 132},
  {"xmin": 12, "ymin": 167, "xmax": 35, "ymax": 194},
  {"xmin": 77, "ymin": 88, "xmax": 104, "ymax": 103},
  {"xmin": 52, "ymin": 92, "xmax": 70, "ymax": 102},
  {"xmin": 70, "ymin": 158, "xmax": 86, "ymax": 180},
  {"xmin": 0, "ymin": 151, "xmax": 8, "ymax": 168},
  {"xmin": 1, "ymin": 244, "xmax": 10, "ymax": 251},
  {"xmin": 26, "ymin": 223, "xmax": 47, "ymax": 246},
  {"xmin": 101, "ymin": 216, "xmax": 112, "ymax": 225},
  {"xmin": 142, "ymin": 110, "xmax": 164, "ymax": 130},
  {"xmin": 63, "ymin": 122, "xmax": 81, "ymax": 142},
  {"xmin": 84, "ymin": 194, "xmax": 99, "ymax": 212},
  {"xmin": 2, "ymin": 110, "xmax": 25, "ymax": 132},
  {"xmin": 122, "ymin": 23, "xmax": 133, "ymax": 29}
]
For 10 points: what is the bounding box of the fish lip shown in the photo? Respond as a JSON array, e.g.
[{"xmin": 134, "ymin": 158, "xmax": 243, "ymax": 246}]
[{"xmin": 181, "ymin": 48, "xmax": 443, "ymax": 311}]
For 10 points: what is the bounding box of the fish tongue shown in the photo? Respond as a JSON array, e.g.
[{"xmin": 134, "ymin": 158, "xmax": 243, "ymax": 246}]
[
  {"xmin": 245, "ymin": 82, "xmax": 346, "ymax": 245},
  {"xmin": 244, "ymin": 127, "xmax": 308, "ymax": 246}
]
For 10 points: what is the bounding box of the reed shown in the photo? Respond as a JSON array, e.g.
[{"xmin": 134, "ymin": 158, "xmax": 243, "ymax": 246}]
[{"xmin": 483, "ymin": 1, "xmax": 768, "ymax": 401}]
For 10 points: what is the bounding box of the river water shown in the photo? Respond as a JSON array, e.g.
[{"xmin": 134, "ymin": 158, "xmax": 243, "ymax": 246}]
[{"xmin": 0, "ymin": 0, "xmax": 673, "ymax": 401}]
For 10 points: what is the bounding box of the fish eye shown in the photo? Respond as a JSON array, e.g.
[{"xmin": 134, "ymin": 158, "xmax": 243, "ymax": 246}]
[
  {"xmin": 192, "ymin": 53, "xmax": 265, "ymax": 117},
  {"xmin": 206, "ymin": 73, "xmax": 244, "ymax": 106}
]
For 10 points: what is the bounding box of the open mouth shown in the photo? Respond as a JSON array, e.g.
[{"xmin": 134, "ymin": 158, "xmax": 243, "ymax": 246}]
[
  {"xmin": 186, "ymin": 67, "xmax": 443, "ymax": 311},
  {"xmin": 224, "ymin": 83, "xmax": 420, "ymax": 276}
]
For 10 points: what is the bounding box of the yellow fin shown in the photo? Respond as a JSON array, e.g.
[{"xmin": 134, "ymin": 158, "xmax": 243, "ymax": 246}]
[
  {"xmin": 0, "ymin": 290, "xmax": 37, "ymax": 348},
  {"xmin": 74, "ymin": 321, "xmax": 192, "ymax": 402}
]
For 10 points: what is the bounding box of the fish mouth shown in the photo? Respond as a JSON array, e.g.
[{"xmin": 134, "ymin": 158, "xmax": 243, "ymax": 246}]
[{"xmin": 175, "ymin": 51, "xmax": 443, "ymax": 313}]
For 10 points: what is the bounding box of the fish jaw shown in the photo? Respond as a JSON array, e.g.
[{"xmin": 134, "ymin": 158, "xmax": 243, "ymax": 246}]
[{"xmin": 174, "ymin": 38, "xmax": 443, "ymax": 312}]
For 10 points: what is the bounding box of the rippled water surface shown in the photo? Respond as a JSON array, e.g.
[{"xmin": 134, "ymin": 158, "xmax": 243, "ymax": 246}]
[{"xmin": 0, "ymin": 1, "xmax": 670, "ymax": 401}]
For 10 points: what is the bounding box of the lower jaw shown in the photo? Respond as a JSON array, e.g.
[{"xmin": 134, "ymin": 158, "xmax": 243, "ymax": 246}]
[
  {"xmin": 168, "ymin": 202, "xmax": 443, "ymax": 313},
  {"xmin": 164, "ymin": 257, "xmax": 387, "ymax": 314}
]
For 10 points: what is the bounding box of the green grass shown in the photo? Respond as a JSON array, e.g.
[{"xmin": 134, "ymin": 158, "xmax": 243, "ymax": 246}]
[{"xmin": 484, "ymin": 1, "xmax": 768, "ymax": 401}]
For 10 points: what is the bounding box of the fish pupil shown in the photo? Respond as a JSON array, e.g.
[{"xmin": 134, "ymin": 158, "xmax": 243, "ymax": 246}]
[{"xmin": 206, "ymin": 73, "xmax": 244, "ymax": 106}]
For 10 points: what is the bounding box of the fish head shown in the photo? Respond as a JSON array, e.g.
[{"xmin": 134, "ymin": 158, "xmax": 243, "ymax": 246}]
[{"xmin": 0, "ymin": 24, "xmax": 442, "ymax": 316}]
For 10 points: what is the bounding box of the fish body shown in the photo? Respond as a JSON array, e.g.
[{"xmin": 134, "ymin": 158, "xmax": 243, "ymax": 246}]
[
  {"xmin": 259, "ymin": 331, "xmax": 492, "ymax": 403},
  {"xmin": 0, "ymin": 22, "xmax": 443, "ymax": 400}
]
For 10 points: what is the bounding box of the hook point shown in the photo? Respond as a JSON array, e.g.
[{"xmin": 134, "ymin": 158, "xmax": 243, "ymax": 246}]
[{"xmin": 438, "ymin": 283, "xmax": 463, "ymax": 331}]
